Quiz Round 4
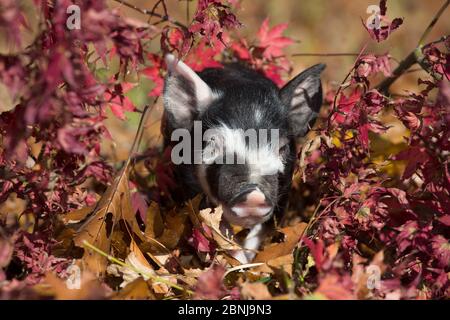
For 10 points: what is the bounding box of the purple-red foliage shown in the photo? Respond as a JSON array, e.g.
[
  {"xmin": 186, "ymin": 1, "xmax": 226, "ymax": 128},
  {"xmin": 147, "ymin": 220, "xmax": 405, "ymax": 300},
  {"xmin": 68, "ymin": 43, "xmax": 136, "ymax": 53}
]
[
  {"xmin": 0, "ymin": 0, "xmax": 152, "ymax": 283},
  {"xmin": 300, "ymin": 20, "xmax": 449, "ymax": 298}
]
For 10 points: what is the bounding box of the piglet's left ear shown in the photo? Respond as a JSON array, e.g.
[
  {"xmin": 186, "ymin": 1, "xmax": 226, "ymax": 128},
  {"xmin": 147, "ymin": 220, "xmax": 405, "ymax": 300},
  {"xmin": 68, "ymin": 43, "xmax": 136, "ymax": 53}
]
[
  {"xmin": 164, "ymin": 54, "xmax": 214, "ymax": 129},
  {"xmin": 280, "ymin": 64, "xmax": 326, "ymax": 137}
]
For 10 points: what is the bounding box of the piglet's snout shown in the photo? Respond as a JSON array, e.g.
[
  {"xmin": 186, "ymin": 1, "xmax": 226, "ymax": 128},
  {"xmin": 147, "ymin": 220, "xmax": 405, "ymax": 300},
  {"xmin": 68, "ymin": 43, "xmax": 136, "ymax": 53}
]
[{"xmin": 231, "ymin": 190, "xmax": 272, "ymax": 218}]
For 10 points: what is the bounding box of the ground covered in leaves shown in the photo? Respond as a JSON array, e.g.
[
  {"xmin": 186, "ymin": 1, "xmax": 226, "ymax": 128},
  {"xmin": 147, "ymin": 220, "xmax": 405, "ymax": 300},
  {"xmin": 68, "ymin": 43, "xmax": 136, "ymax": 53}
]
[{"xmin": 0, "ymin": 0, "xmax": 449, "ymax": 300}]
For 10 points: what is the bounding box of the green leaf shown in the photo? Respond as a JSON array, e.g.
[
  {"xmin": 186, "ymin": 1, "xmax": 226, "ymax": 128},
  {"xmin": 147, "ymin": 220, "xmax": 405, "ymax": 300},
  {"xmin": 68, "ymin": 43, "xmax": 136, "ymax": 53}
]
[
  {"xmin": 95, "ymin": 68, "xmax": 110, "ymax": 83},
  {"xmin": 125, "ymin": 78, "xmax": 152, "ymax": 109}
]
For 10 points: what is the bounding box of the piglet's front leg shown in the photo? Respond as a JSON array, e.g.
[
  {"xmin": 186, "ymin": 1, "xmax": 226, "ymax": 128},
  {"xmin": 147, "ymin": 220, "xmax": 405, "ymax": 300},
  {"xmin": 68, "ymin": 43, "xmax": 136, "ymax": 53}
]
[{"xmin": 221, "ymin": 222, "xmax": 268, "ymax": 264}]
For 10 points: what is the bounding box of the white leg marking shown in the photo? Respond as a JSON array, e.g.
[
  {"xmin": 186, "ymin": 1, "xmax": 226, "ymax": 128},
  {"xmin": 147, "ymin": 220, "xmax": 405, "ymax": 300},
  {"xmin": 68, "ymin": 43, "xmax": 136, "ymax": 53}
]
[{"xmin": 231, "ymin": 224, "xmax": 266, "ymax": 264}]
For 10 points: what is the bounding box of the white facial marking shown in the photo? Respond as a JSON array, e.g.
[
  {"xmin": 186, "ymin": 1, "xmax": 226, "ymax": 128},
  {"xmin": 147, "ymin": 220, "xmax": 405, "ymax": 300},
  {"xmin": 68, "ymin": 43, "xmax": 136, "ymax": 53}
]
[
  {"xmin": 254, "ymin": 109, "xmax": 263, "ymax": 123},
  {"xmin": 231, "ymin": 206, "xmax": 272, "ymax": 217},
  {"xmin": 204, "ymin": 124, "xmax": 285, "ymax": 175}
]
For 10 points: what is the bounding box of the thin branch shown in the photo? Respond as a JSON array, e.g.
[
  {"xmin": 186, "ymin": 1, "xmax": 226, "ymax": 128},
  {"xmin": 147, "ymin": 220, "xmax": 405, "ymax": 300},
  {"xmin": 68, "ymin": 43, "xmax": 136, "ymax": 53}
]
[
  {"xmin": 418, "ymin": 0, "xmax": 449, "ymax": 46},
  {"xmin": 83, "ymin": 241, "xmax": 194, "ymax": 295},
  {"xmin": 423, "ymin": 34, "xmax": 450, "ymax": 47},
  {"xmin": 376, "ymin": 1, "xmax": 449, "ymax": 94},
  {"xmin": 292, "ymin": 53, "xmax": 360, "ymax": 57},
  {"xmin": 112, "ymin": 0, "xmax": 188, "ymax": 31},
  {"xmin": 376, "ymin": 50, "xmax": 417, "ymax": 94},
  {"xmin": 295, "ymin": 197, "xmax": 340, "ymax": 251},
  {"xmin": 146, "ymin": 0, "xmax": 166, "ymax": 25},
  {"xmin": 186, "ymin": 0, "xmax": 191, "ymax": 24},
  {"xmin": 405, "ymin": 67, "xmax": 426, "ymax": 74},
  {"xmin": 328, "ymin": 43, "xmax": 368, "ymax": 129}
]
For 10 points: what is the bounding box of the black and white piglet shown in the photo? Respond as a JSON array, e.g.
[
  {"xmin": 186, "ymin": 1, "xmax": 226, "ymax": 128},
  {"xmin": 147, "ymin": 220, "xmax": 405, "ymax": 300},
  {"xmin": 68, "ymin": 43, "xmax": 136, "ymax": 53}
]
[{"xmin": 162, "ymin": 54, "xmax": 325, "ymax": 263}]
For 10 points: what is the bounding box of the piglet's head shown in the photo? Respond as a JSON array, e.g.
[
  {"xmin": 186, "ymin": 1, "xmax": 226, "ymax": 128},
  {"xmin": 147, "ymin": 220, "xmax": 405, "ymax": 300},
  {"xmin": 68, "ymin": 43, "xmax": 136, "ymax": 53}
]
[{"xmin": 163, "ymin": 54, "xmax": 325, "ymax": 227}]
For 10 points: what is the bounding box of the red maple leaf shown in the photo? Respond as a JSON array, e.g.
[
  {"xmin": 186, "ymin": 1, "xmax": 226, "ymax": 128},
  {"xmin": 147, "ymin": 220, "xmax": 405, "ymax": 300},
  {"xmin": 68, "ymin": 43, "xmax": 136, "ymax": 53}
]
[
  {"xmin": 256, "ymin": 18, "xmax": 294, "ymax": 59},
  {"xmin": 230, "ymin": 39, "xmax": 251, "ymax": 60},
  {"xmin": 143, "ymin": 54, "xmax": 164, "ymax": 97},
  {"xmin": 393, "ymin": 146, "xmax": 431, "ymax": 180},
  {"xmin": 188, "ymin": 224, "xmax": 216, "ymax": 254},
  {"xmin": 303, "ymin": 237, "xmax": 325, "ymax": 271},
  {"xmin": 332, "ymin": 89, "xmax": 362, "ymax": 124},
  {"xmin": 185, "ymin": 39, "xmax": 223, "ymax": 72},
  {"xmin": 103, "ymin": 82, "xmax": 136, "ymax": 120},
  {"xmin": 194, "ymin": 264, "xmax": 228, "ymax": 300},
  {"xmin": 363, "ymin": 0, "xmax": 403, "ymax": 42},
  {"xmin": 432, "ymin": 235, "xmax": 450, "ymax": 268}
]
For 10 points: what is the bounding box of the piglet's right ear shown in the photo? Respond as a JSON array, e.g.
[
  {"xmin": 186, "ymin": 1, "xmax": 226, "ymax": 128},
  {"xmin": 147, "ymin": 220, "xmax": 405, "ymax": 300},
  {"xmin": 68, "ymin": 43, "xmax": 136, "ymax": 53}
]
[
  {"xmin": 163, "ymin": 54, "xmax": 214, "ymax": 129},
  {"xmin": 280, "ymin": 64, "xmax": 325, "ymax": 137}
]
